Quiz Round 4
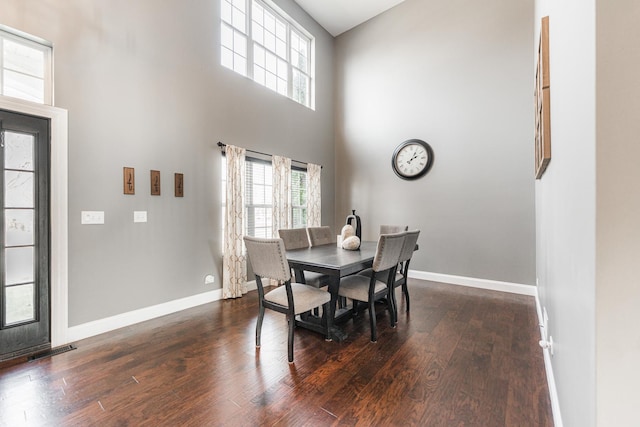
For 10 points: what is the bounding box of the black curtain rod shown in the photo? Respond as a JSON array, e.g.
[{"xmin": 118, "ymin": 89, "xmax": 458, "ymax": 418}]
[{"xmin": 217, "ymin": 141, "xmax": 322, "ymax": 168}]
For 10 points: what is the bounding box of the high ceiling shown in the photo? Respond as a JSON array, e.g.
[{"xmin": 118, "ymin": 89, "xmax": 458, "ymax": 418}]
[{"xmin": 293, "ymin": 0, "xmax": 406, "ymax": 37}]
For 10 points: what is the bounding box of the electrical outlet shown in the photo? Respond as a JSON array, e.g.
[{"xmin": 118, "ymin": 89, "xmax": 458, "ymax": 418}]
[{"xmin": 204, "ymin": 275, "xmax": 215, "ymax": 285}]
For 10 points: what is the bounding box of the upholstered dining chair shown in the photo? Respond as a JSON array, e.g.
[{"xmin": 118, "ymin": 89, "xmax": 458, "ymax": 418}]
[
  {"xmin": 307, "ymin": 226, "xmax": 334, "ymax": 246},
  {"xmin": 337, "ymin": 232, "xmax": 406, "ymax": 342},
  {"xmin": 278, "ymin": 228, "xmax": 330, "ymax": 289},
  {"xmin": 278, "ymin": 228, "xmax": 309, "ymax": 250},
  {"xmin": 244, "ymin": 236, "xmax": 332, "ymax": 363},
  {"xmin": 380, "ymin": 224, "xmax": 408, "ymax": 234},
  {"xmin": 358, "ymin": 230, "xmax": 420, "ymax": 321}
]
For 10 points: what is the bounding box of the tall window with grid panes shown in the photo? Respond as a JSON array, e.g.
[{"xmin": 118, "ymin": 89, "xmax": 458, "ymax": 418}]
[{"xmin": 220, "ymin": 0, "xmax": 313, "ymax": 108}]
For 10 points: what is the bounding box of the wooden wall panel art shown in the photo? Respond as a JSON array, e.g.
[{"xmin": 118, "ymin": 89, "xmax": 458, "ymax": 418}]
[
  {"xmin": 151, "ymin": 170, "xmax": 161, "ymax": 195},
  {"xmin": 175, "ymin": 173, "xmax": 184, "ymax": 197},
  {"xmin": 123, "ymin": 167, "xmax": 135, "ymax": 194},
  {"xmin": 535, "ymin": 16, "xmax": 551, "ymax": 179}
]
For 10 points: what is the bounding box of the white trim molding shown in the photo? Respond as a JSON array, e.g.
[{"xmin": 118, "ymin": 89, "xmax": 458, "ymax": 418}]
[
  {"xmin": 67, "ymin": 289, "xmax": 223, "ymax": 342},
  {"xmin": 535, "ymin": 294, "xmax": 563, "ymax": 427},
  {"xmin": 67, "ymin": 281, "xmax": 258, "ymax": 343},
  {"xmin": 0, "ymin": 96, "xmax": 69, "ymax": 348},
  {"xmin": 409, "ymin": 270, "xmax": 537, "ymax": 296}
]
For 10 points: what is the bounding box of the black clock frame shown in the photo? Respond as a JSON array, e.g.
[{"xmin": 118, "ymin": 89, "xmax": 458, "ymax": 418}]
[{"xmin": 391, "ymin": 139, "xmax": 434, "ymax": 180}]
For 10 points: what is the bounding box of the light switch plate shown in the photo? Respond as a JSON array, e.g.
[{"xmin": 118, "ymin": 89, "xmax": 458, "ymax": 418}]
[
  {"xmin": 134, "ymin": 211, "xmax": 147, "ymax": 223},
  {"xmin": 81, "ymin": 211, "xmax": 105, "ymax": 225}
]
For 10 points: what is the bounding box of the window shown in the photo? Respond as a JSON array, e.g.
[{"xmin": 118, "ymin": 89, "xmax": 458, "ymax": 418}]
[
  {"xmin": 245, "ymin": 159, "xmax": 272, "ymax": 238},
  {"xmin": 220, "ymin": 0, "xmax": 313, "ymax": 108},
  {"xmin": 221, "ymin": 156, "xmax": 309, "ymax": 240},
  {"xmin": 0, "ymin": 27, "xmax": 52, "ymax": 105},
  {"xmin": 291, "ymin": 168, "xmax": 307, "ymax": 228}
]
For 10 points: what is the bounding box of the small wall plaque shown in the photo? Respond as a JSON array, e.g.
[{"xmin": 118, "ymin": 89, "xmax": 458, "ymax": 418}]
[
  {"xmin": 150, "ymin": 170, "xmax": 161, "ymax": 195},
  {"xmin": 175, "ymin": 173, "xmax": 184, "ymax": 197},
  {"xmin": 123, "ymin": 167, "xmax": 135, "ymax": 195}
]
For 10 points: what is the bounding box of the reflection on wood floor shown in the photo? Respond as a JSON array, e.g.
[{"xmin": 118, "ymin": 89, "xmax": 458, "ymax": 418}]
[{"xmin": 0, "ymin": 279, "xmax": 553, "ymax": 426}]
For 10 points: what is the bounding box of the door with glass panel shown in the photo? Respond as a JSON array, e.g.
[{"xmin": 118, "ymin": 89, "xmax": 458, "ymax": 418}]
[{"xmin": 0, "ymin": 110, "xmax": 50, "ymax": 359}]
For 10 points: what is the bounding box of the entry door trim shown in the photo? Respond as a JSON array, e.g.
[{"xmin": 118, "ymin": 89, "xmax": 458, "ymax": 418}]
[{"xmin": 0, "ymin": 96, "xmax": 68, "ymax": 347}]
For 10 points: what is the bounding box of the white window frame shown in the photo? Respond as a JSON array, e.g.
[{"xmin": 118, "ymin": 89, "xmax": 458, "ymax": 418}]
[
  {"xmin": 220, "ymin": 0, "xmax": 314, "ymax": 109},
  {"xmin": 0, "ymin": 26, "xmax": 53, "ymax": 105}
]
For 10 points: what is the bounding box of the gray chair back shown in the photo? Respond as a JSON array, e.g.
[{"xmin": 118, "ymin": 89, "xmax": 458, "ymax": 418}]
[
  {"xmin": 243, "ymin": 236, "xmax": 291, "ymax": 282},
  {"xmin": 278, "ymin": 228, "xmax": 310, "ymax": 250},
  {"xmin": 372, "ymin": 232, "xmax": 406, "ymax": 273},
  {"xmin": 399, "ymin": 230, "xmax": 420, "ymax": 263},
  {"xmin": 307, "ymin": 226, "xmax": 334, "ymax": 246},
  {"xmin": 380, "ymin": 225, "xmax": 408, "ymax": 234}
]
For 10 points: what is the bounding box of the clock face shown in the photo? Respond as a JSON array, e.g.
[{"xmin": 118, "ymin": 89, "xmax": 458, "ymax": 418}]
[{"xmin": 392, "ymin": 139, "xmax": 434, "ymax": 180}]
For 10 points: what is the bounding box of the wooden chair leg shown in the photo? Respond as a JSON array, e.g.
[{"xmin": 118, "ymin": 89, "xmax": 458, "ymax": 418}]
[
  {"xmin": 256, "ymin": 303, "xmax": 265, "ymax": 347},
  {"xmin": 369, "ymin": 300, "xmax": 377, "ymax": 342},
  {"xmin": 389, "ymin": 287, "xmax": 397, "ymax": 327},
  {"xmin": 287, "ymin": 313, "xmax": 295, "ymax": 363},
  {"xmin": 403, "ymin": 282, "xmax": 410, "ymax": 312}
]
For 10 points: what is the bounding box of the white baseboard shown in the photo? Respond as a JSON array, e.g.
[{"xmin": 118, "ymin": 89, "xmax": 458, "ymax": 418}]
[
  {"xmin": 66, "ymin": 281, "xmax": 259, "ymax": 343},
  {"xmin": 409, "ymin": 270, "xmax": 537, "ymax": 296},
  {"xmin": 66, "ymin": 289, "xmax": 223, "ymax": 342},
  {"xmin": 535, "ymin": 294, "xmax": 563, "ymax": 427}
]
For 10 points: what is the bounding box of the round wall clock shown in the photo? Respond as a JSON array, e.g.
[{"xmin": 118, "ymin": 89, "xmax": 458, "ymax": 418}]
[{"xmin": 391, "ymin": 139, "xmax": 434, "ymax": 180}]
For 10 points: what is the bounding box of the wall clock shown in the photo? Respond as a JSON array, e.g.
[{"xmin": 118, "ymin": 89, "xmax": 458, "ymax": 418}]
[{"xmin": 391, "ymin": 139, "xmax": 434, "ymax": 180}]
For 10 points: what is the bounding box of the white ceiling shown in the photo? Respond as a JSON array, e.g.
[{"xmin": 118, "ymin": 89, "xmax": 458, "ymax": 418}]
[{"xmin": 293, "ymin": 0, "xmax": 406, "ymax": 37}]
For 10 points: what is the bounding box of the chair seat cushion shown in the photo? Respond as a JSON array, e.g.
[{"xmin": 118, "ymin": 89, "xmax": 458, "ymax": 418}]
[
  {"xmin": 338, "ymin": 275, "xmax": 388, "ymax": 302},
  {"xmin": 265, "ymin": 283, "xmax": 330, "ymax": 315}
]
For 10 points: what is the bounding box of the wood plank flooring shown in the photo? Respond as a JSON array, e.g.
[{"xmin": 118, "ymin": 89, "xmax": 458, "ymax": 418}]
[{"xmin": 0, "ymin": 279, "xmax": 553, "ymax": 426}]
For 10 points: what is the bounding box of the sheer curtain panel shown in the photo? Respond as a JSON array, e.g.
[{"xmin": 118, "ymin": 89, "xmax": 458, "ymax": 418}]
[
  {"xmin": 223, "ymin": 145, "xmax": 248, "ymax": 298},
  {"xmin": 307, "ymin": 163, "xmax": 321, "ymax": 227},
  {"xmin": 272, "ymin": 155, "xmax": 292, "ymax": 237}
]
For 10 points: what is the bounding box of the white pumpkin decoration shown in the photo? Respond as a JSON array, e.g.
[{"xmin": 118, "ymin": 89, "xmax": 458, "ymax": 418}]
[
  {"xmin": 341, "ymin": 224, "xmax": 355, "ymax": 239},
  {"xmin": 342, "ymin": 235, "xmax": 361, "ymax": 250}
]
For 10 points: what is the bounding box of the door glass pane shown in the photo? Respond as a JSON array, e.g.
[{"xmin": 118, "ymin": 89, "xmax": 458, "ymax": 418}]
[
  {"xmin": 5, "ymin": 209, "xmax": 34, "ymax": 246},
  {"xmin": 4, "ymin": 170, "xmax": 34, "ymax": 208},
  {"xmin": 4, "ymin": 246, "xmax": 34, "ymax": 285},
  {"xmin": 5, "ymin": 284, "xmax": 35, "ymax": 324},
  {"xmin": 5, "ymin": 131, "xmax": 34, "ymax": 171}
]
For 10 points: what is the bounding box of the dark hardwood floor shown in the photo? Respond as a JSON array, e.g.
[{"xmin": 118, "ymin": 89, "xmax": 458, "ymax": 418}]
[{"xmin": 0, "ymin": 279, "xmax": 553, "ymax": 426}]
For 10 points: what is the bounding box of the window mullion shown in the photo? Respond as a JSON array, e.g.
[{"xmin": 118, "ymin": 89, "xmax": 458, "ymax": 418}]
[
  {"xmin": 286, "ymin": 24, "xmax": 293, "ymax": 100},
  {"xmin": 246, "ymin": 0, "xmax": 253, "ymax": 80}
]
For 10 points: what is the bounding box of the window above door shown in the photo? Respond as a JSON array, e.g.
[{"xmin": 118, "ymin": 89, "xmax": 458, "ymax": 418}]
[{"xmin": 0, "ymin": 26, "xmax": 53, "ymax": 105}]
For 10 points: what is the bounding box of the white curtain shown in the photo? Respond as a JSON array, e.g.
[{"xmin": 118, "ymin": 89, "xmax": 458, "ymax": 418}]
[
  {"xmin": 223, "ymin": 145, "xmax": 247, "ymax": 299},
  {"xmin": 272, "ymin": 155, "xmax": 291, "ymax": 237},
  {"xmin": 307, "ymin": 163, "xmax": 321, "ymax": 227}
]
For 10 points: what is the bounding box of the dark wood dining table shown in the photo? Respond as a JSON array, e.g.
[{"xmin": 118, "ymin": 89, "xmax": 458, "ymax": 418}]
[{"xmin": 286, "ymin": 241, "xmax": 378, "ymax": 341}]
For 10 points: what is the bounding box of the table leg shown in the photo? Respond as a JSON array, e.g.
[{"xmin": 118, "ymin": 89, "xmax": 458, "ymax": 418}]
[{"xmin": 327, "ymin": 275, "xmax": 348, "ymax": 341}]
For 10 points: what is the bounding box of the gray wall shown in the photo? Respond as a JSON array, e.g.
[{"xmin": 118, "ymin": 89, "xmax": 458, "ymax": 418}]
[
  {"xmin": 534, "ymin": 0, "xmax": 597, "ymax": 425},
  {"xmin": 1, "ymin": 0, "xmax": 335, "ymax": 326},
  {"xmin": 535, "ymin": 0, "xmax": 640, "ymax": 425},
  {"xmin": 334, "ymin": 0, "xmax": 536, "ymax": 285}
]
